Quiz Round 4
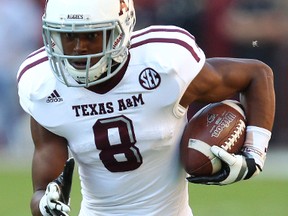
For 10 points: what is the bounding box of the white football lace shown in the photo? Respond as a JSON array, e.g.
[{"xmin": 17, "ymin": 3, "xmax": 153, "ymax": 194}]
[{"xmin": 221, "ymin": 120, "xmax": 246, "ymax": 151}]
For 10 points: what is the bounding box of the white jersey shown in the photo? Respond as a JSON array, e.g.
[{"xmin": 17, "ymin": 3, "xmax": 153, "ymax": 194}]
[{"xmin": 17, "ymin": 25, "xmax": 205, "ymax": 216}]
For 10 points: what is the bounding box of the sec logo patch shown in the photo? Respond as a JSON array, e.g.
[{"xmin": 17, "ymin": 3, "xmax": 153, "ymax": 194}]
[{"xmin": 139, "ymin": 68, "xmax": 161, "ymax": 90}]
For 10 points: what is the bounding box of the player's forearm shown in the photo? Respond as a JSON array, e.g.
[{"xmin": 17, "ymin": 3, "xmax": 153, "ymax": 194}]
[
  {"xmin": 31, "ymin": 190, "xmax": 45, "ymax": 216},
  {"xmin": 236, "ymin": 62, "xmax": 274, "ymax": 173},
  {"xmin": 240, "ymin": 62, "xmax": 275, "ymax": 131}
]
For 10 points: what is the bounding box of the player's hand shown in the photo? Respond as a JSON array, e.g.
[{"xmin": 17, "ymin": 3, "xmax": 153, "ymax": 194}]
[
  {"xmin": 187, "ymin": 146, "xmax": 259, "ymax": 185},
  {"xmin": 187, "ymin": 126, "xmax": 271, "ymax": 185},
  {"xmin": 39, "ymin": 158, "xmax": 75, "ymax": 216}
]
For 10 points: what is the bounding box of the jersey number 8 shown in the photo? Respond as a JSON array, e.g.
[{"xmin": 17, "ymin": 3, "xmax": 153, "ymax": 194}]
[{"xmin": 93, "ymin": 115, "xmax": 143, "ymax": 172}]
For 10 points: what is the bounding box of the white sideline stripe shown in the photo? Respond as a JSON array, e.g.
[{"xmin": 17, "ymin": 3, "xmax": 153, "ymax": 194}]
[
  {"xmin": 188, "ymin": 139, "xmax": 222, "ymax": 174},
  {"xmin": 188, "ymin": 139, "xmax": 214, "ymax": 159},
  {"xmin": 221, "ymin": 100, "xmax": 245, "ymax": 118}
]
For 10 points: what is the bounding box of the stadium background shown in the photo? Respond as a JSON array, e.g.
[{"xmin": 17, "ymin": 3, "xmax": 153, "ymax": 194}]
[{"xmin": 0, "ymin": 0, "xmax": 287, "ymax": 215}]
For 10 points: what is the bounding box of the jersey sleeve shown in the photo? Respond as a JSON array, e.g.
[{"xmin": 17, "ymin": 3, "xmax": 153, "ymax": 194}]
[
  {"xmin": 131, "ymin": 25, "xmax": 206, "ymax": 82},
  {"xmin": 17, "ymin": 58, "xmax": 34, "ymax": 116},
  {"xmin": 131, "ymin": 25, "xmax": 206, "ymax": 118},
  {"xmin": 166, "ymin": 26, "xmax": 206, "ymax": 117},
  {"xmin": 17, "ymin": 48, "xmax": 51, "ymax": 116}
]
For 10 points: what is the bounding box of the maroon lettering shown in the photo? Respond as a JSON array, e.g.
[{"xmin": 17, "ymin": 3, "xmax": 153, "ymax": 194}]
[{"xmin": 119, "ymin": 0, "xmax": 129, "ymax": 16}]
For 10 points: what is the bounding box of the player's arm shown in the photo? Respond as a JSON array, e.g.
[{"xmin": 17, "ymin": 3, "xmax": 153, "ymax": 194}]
[
  {"xmin": 181, "ymin": 58, "xmax": 275, "ymax": 185},
  {"xmin": 181, "ymin": 57, "xmax": 275, "ymax": 130},
  {"xmin": 30, "ymin": 117, "xmax": 73, "ymax": 216}
]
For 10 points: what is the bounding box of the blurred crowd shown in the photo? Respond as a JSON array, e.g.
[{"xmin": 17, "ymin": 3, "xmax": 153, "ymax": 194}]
[
  {"xmin": 0, "ymin": 0, "xmax": 287, "ymax": 152},
  {"xmin": 0, "ymin": 0, "xmax": 43, "ymax": 150}
]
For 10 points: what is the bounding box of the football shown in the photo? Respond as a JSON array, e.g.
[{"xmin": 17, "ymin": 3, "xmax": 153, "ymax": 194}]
[{"xmin": 180, "ymin": 100, "xmax": 246, "ymax": 176}]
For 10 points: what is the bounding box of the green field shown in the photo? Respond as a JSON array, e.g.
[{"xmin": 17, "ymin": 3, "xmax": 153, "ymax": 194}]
[{"xmin": 0, "ymin": 168, "xmax": 287, "ymax": 216}]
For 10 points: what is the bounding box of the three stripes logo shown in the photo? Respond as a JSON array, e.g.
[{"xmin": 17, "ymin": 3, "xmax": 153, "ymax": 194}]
[{"xmin": 46, "ymin": 90, "xmax": 63, "ymax": 103}]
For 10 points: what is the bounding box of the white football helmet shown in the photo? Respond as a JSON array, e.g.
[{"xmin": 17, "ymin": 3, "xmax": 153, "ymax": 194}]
[{"xmin": 42, "ymin": 0, "xmax": 136, "ymax": 87}]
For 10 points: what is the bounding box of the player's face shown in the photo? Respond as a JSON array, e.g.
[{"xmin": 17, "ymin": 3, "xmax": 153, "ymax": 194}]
[{"xmin": 60, "ymin": 31, "xmax": 108, "ymax": 69}]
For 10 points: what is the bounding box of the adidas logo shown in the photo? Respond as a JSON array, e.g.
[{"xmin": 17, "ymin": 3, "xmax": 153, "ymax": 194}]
[{"xmin": 46, "ymin": 90, "xmax": 63, "ymax": 103}]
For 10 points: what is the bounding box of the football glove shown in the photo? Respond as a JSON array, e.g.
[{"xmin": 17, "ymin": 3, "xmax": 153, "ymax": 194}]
[
  {"xmin": 39, "ymin": 158, "xmax": 75, "ymax": 216},
  {"xmin": 187, "ymin": 126, "xmax": 271, "ymax": 185}
]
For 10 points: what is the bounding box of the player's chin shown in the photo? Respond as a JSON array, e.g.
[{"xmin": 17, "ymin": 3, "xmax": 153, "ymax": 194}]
[
  {"xmin": 70, "ymin": 61, "xmax": 86, "ymax": 69},
  {"xmin": 70, "ymin": 60, "xmax": 98, "ymax": 70}
]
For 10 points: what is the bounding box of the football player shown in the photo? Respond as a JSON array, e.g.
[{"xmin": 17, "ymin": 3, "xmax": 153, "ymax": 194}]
[{"xmin": 17, "ymin": 0, "xmax": 275, "ymax": 215}]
